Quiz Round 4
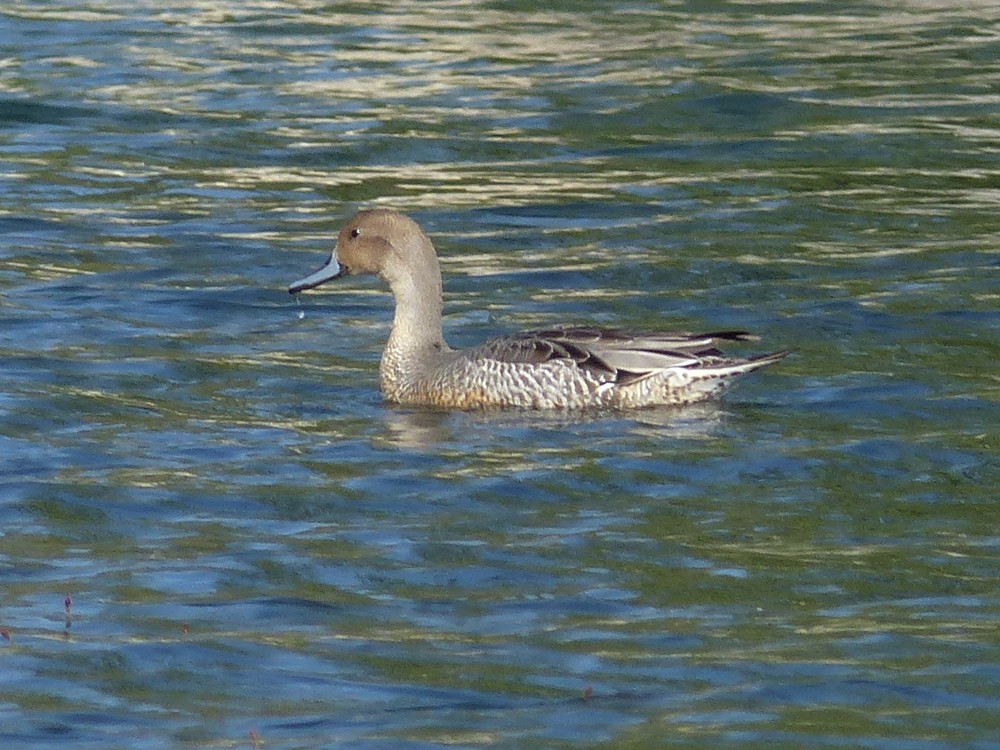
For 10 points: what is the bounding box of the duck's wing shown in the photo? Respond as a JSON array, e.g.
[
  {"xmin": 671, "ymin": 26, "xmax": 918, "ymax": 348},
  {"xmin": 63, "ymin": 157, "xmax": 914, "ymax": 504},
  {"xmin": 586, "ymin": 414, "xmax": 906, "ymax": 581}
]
[
  {"xmin": 469, "ymin": 328, "xmax": 618, "ymax": 379},
  {"xmin": 471, "ymin": 326, "xmax": 788, "ymax": 387}
]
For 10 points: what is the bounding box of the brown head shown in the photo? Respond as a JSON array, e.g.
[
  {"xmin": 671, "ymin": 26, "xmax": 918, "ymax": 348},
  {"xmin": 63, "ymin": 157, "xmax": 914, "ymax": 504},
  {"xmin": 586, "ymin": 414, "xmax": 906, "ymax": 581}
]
[{"xmin": 288, "ymin": 209, "xmax": 441, "ymax": 298}]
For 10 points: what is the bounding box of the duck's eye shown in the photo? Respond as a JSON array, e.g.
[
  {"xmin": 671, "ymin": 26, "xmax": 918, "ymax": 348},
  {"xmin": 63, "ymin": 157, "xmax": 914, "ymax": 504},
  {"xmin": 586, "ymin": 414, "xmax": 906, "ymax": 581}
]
[{"xmin": 350, "ymin": 228, "xmax": 361, "ymax": 239}]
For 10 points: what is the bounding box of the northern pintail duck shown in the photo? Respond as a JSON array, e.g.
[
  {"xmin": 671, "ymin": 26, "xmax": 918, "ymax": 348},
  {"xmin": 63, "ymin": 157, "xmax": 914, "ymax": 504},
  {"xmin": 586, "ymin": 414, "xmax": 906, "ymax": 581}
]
[{"xmin": 289, "ymin": 209, "xmax": 790, "ymax": 409}]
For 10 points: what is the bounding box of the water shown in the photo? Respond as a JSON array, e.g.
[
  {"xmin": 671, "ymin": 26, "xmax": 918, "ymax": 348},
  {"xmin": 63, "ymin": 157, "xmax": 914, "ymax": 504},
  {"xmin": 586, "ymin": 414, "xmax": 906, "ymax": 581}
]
[{"xmin": 2, "ymin": 1, "xmax": 1000, "ymax": 748}]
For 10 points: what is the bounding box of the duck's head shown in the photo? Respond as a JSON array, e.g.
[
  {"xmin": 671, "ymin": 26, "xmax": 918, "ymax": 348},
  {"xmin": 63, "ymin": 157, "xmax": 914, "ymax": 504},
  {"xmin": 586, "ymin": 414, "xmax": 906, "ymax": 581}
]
[{"xmin": 289, "ymin": 209, "xmax": 439, "ymax": 295}]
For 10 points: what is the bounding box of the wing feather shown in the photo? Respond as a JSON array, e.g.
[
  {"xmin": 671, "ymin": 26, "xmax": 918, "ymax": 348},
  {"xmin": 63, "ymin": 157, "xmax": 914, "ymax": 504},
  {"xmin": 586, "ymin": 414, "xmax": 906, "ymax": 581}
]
[{"xmin": 466, "ymin": 325, "xmax": 775, "ymax": 386}]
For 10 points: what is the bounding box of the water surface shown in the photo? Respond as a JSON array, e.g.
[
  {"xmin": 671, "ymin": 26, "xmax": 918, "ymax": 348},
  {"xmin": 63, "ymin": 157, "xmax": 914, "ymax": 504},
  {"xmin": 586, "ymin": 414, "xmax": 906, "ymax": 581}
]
[{"xmin": 2, "ymin": 1, "xmax": 999, "ymax": 748}]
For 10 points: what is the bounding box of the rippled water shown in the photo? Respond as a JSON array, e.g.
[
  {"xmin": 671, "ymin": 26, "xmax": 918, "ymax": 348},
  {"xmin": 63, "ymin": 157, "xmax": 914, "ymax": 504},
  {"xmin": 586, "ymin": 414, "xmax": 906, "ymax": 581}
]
[{"xmin": 2, "ymin": 1, "xmax": 999, "ymax": 748}]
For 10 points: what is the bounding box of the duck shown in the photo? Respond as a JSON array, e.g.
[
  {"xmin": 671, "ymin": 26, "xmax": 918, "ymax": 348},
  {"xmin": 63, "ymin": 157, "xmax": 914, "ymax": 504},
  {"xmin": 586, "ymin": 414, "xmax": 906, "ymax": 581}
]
[{"xmin": 289, "ymin": 208, "xmax": 790, "ymax": 409}]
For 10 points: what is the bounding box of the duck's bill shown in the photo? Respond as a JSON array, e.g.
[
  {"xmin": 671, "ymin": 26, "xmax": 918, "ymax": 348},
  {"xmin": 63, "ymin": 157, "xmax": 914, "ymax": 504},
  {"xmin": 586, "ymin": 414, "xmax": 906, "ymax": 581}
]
[{"xmin": 289, "ymin": 252, "xmax": 342, "ymax": 294}]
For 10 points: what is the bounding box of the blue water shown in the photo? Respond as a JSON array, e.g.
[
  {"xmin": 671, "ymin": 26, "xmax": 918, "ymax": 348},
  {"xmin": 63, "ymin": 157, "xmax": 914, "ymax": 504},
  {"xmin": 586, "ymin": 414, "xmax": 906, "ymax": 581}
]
[{"xmin": 2, "ymin": 2, "xmax": 1000, "ymax": 748}]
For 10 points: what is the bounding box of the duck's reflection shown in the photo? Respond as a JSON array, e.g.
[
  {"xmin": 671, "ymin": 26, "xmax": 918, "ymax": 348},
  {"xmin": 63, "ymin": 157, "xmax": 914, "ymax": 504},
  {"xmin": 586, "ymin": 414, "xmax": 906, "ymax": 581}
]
[{"xmin": 377, "ymin": 401, "xmax": 733, "ymax": 450}]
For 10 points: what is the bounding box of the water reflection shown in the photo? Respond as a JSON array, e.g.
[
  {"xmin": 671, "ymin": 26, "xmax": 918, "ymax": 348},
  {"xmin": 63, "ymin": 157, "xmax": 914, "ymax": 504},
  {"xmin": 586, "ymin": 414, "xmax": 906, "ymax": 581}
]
[
  {"xmin": 376, "ymin": 400, "xmax": 734, "ymax": 450},
  {"xmin": 3, "ymin": 0, "xmax": 1000, "ymax": 748}
]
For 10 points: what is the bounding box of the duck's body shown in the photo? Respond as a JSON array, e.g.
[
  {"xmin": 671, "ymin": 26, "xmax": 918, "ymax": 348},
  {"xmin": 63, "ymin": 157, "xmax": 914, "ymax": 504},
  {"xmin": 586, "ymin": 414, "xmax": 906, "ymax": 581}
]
[{"xmin": 289, "ymin": 209, "xmax": 789, "ymax": 410}]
